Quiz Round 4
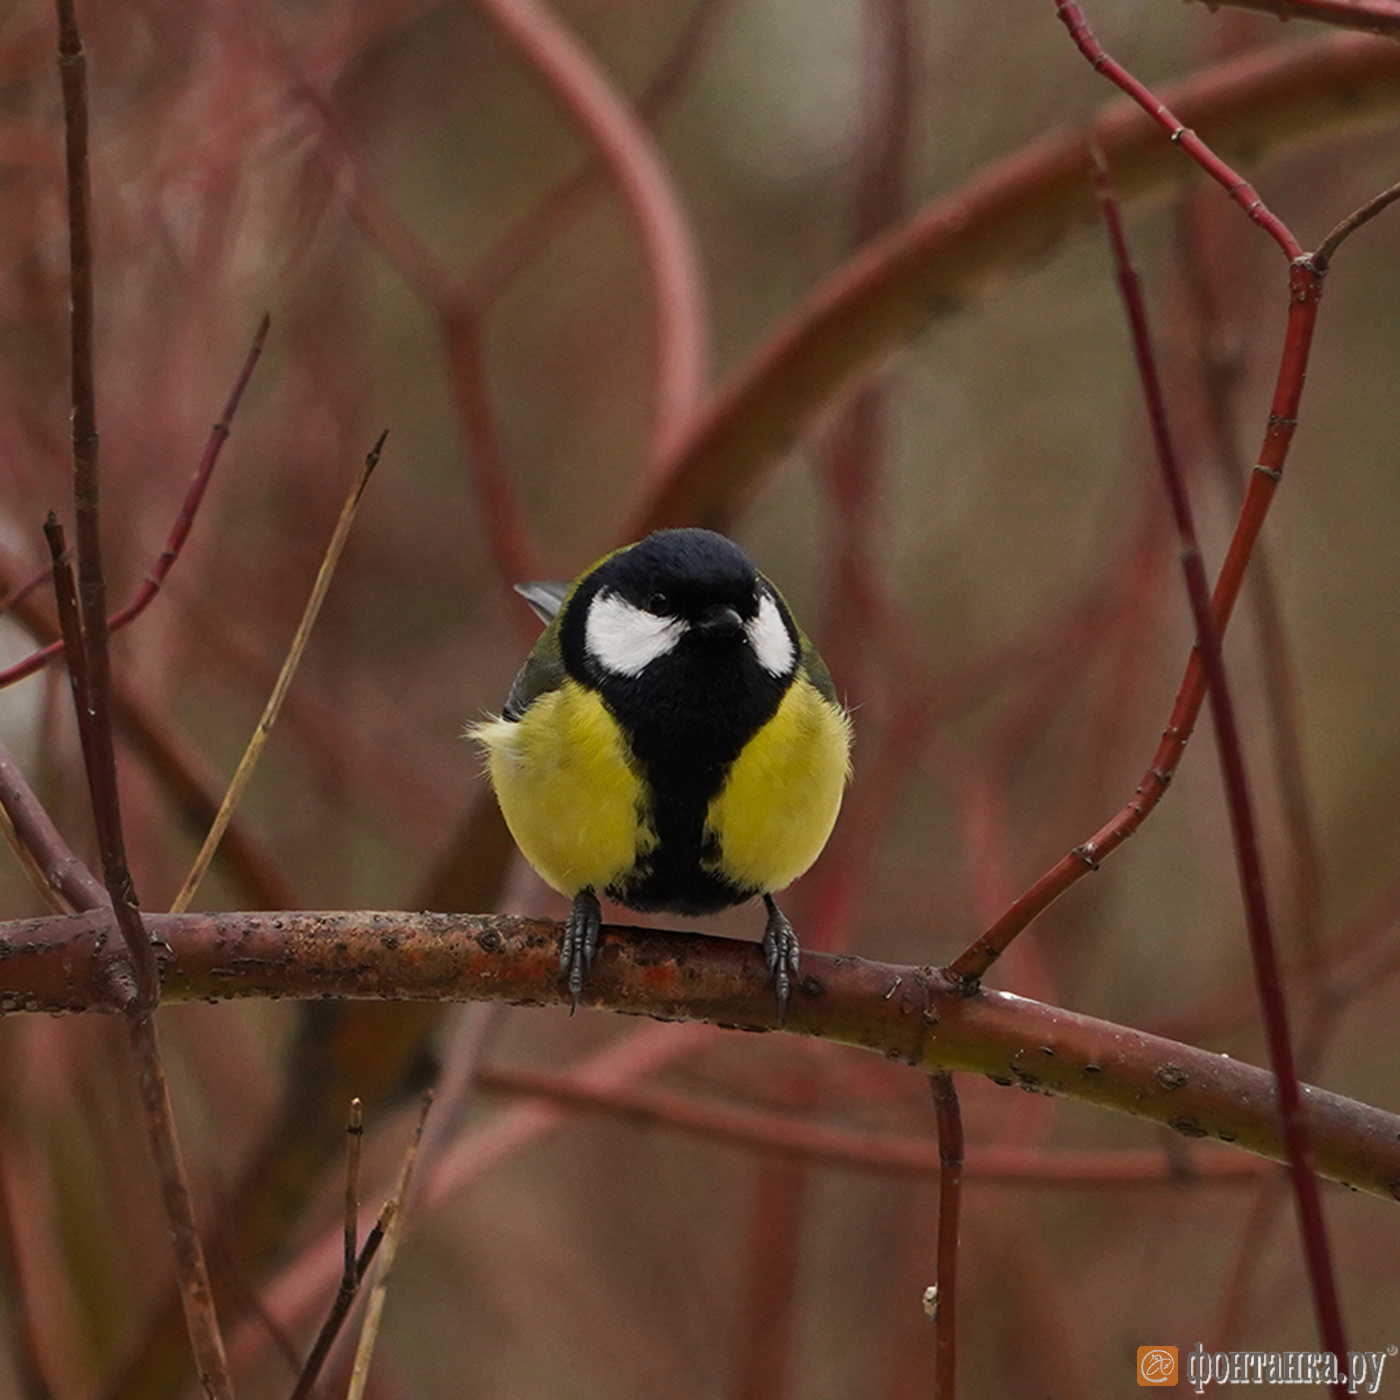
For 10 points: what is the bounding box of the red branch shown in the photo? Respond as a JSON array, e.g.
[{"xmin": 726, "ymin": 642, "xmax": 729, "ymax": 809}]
[
  {"xmin": 1089, "ymin": 149, "xmax": 1347, "ymax": 1382},
  {"xmin": 0, "ymin": 315, "xmax": 269, "ymax": 690},
  {"xmin": 629, "ymin": 33, "xmax": 1400, "ymax": 538},
  {"xmin": 472, "ymin": 0, "xmax": 709, "ymax": 475},
  {"xmin": 928, "ymin": 1073, "xmax": 963, "ymax": 1400},
  {"xmin": 1182, "ymin": 0, "xmax": 1400, "ymax": 38},
  {"xmin": 476, "ymin": 1064, "xmax": 1264, "ymax": 1184},
  {"xmin": 946, "ymin": 244, "xmax": 1322, "ymax": 980},
  {"xmin": 1054, "ymin": 0, "xmax": 1301, "ymax": 259},
  {"xmin": 467, "ymin": 0, "xmax": 729, "ymax": 310}
]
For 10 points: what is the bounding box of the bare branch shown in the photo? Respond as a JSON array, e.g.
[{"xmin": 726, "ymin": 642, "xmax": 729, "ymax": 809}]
[
  {"xmin": 478, "ymin": 1065, "xmax": 1265, "ymax": 1184},
  {"xmin": 472, "ymin": 0, "xmax": 709, "ymax": 474},
  {"xmin": 928, "ymin": 1074, "xmax": 963, "ymax": 1400},
  {"xmin": 51, "ymin": 5, "xmax": 234, "ymax": 1391},
  {"xmin": 5, "ymin": 910, "xmax": 1400, "ymax": 1204},
  {"xmin": 631, "ymin": 34, "xmax": 1400, "ymax": 535},
  {"xmin": 1180, "ymin": 0, "xmax": 1400, "ymax": 39},
  {"xmin": 1055, "ymin": 0, "xmax": 1301, "ymax": 258},
  {"xmin": 1314, "ymin": 178, "xmax": 1400, "ymax": 268},
  {"xmin": 1088, "ymin": 146, "xmax": 1347, "ymax": 1378},
  {"xmin": 0, "ymin": 315, "xmax": 269, "ymax": 690},
  {"xmin": 345, "ymin": 1095, "xmax": 431, "ymax": 1400},
  {"xmin": 0, "ymin": 735, "xmax": 107, "ymax": 911}
]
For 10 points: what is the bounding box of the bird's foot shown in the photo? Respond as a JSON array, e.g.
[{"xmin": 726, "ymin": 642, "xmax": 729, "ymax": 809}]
[
  {"xmin": 762, "ymin": 895, "xmax": 801, "ymax": 1018},
  {"xmin": 560, "ymin": 889, "xmax": 602, "ymax": 1013}
]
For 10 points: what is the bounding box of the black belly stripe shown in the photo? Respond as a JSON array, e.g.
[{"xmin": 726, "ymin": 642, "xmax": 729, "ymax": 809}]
[{"xmin": 597, "ymin": 652, "xmax": 788, "ymax": 916}]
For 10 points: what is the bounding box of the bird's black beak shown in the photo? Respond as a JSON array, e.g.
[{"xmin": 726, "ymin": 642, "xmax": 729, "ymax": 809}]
[{"xmin": 694, "ymin": 603, "xmax": 744, "ymax": 638}]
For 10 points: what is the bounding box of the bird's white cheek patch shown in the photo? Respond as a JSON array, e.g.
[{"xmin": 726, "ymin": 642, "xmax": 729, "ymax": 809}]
[
  {"xmin": 748, "ymin": 591, "xmax": 796, "ymax": 677},
  {"xmin": 586, "ymin": 590, "xmax": 684, "ymax": 676}
]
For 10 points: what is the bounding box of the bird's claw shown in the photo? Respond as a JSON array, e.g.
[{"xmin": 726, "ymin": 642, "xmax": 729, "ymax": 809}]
[
  {"xmin": 762, "ymin": 895, "xmax": 801, "ymax": 1019},
  {"xmin": 560, "ymin": 889, "xmax": 602, "ymax": 1013}
]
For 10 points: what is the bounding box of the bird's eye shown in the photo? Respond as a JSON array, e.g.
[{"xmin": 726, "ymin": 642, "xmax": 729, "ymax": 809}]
[{"xmin": 646, "ymin": 590, "xmax": 670, "ymax": 615}]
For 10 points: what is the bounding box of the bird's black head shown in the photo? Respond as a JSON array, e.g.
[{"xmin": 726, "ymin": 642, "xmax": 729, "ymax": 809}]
[{"xmin": 561, "ymin": 529, "xmax": 799, "ymax": 697}]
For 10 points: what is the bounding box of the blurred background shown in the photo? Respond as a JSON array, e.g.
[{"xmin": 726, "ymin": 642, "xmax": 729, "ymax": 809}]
[{"xmin": 0, "ymin": 0, "xmax": 1399, "ymax": 1395}]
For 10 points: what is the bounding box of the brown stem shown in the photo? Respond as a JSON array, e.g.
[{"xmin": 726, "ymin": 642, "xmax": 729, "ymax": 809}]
[
  {"xmin": 928, "ymin": 1074, "xmax": 963, "ymax": 1400},
  {"xmin": 127, "ymin": 1012, "xmax": 234, "ymax": 1400},
  {"xmin": 51, "ymin": 4, "xmax": 234, "ymax": 1392},
  {"xmin": 6, "ymin": 909, "xmax": 1400, "ymax": 1203},
  {"xmin": 0, "ymin": 734, "xmax": 108, "ymax": 911},
  {"xmin": 1314, "ymin": 177, "xmax": 1400, "ymax": 269}
]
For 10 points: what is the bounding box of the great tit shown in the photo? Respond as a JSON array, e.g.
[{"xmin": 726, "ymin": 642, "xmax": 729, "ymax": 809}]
[{"xmin": 470, "ymin": 528, "xmax": 851, "ymax": 1011}]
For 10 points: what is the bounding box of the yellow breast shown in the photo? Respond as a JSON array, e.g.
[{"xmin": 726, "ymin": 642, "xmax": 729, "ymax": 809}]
[
  {"xmin": 471, "ymin": 681, "xmax": 653, "ymax": 897},
  {"xmin": 703, "ymin": 676, "xmax": 851, "ymax": 895}
]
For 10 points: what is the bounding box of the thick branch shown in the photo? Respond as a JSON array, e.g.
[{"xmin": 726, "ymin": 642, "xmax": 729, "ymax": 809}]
[
  {"xmin": 1180, "ymin": 0, "xmax": 1400, "ymax": 39},
  {"xmin": 3, "ymin": 909, "xmax": 1400, "ymax": 1204},
  {"xmin": 632, "ymin": 33, "xmax": 1400, "ymax": 534}
]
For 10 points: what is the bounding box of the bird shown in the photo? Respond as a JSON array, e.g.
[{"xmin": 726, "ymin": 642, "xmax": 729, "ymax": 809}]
[{"xmin": 469, "ymin": 527, "xmax": 851, "ymax": 1012}]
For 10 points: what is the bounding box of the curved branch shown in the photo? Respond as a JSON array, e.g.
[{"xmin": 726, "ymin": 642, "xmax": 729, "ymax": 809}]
[
  {"xmin": 4, "ymin": 909, "xmax": 1400, "ymax": 1203},
  {"xmin": 473, "ymin": 0, "xmax": 710, "ymax": 473},
  {"xmin": 632, "ymin": 33, "xmax": 1400, "ymax": 534}
]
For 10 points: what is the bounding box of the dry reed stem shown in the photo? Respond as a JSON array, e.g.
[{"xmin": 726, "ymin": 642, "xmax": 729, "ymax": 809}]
[{"xmin": 171, "ymin": 436, "xmax": 382, "ymax": 914}]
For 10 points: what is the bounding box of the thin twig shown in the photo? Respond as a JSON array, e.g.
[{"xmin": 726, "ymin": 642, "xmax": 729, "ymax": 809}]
[
  {"xmin": 928, "ymin": 1074, "xmax": 963, "ymax": 1400},
  {"xmin": 1314, "ymin": 177, "xmax": 1400, "ymax": 269},
  {"xmin": 53, "ymin": 0, "xmax": 157, "ymax": 1009},
  {"xmin": 1090, "ymin": 151, "xmax": 1348, "ymax": 1388},
  {"xmin": 345, "ymin": 1098, "xmax": 363, "ymax": 1291},
  {"xmin": 51, "ymin": 8, "xmax": 156, "ymax": 1013},
  {"xmin": 345, "ymin": 1095, "xmax": 432, "ymax": 1400},
  {"xmin": 51, "ymin": 5, "xmax": 235, "ymax": 1388},
  {"xmin": 1054, "ymin": 0, "xmax": 1301, "ymax": 259},
  {"xmin": 287, "ymin": 1099, "xmax": 367, "ymax": 1400},
  {"xmin": 0, "ymin": 735, "xmax": 108, "ymax": 912},
  {"xmin": 0, "ymin": 315, "xmax": 270, "ymax": 690},
  {"xmin": 946, "ymin": 21, "xmax": 1328, "ymax": 985},
  {"xmin": 171, "ymin": 434, "xmax": 384, "ymax": 914},
  {"xmin": 477, "ymin": 1065, "xmax": 1263, "ymax": 1183},
  {"xmin": 1174, "ymin": 194, "xmax": 1329, "ymax": 988},
  {"xmin": 125, "ymin": 1014, "xmax": 235, "ymax": 1400}
]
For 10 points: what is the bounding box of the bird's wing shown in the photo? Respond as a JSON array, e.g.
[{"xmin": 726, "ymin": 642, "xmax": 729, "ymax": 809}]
[
  {"xmin": 515, "ymin": 579, "xmax": 568, "ymax": 624},
  {"xmin": 502, "ymin": 617, "xmax": 569, "ymax": 720}
]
